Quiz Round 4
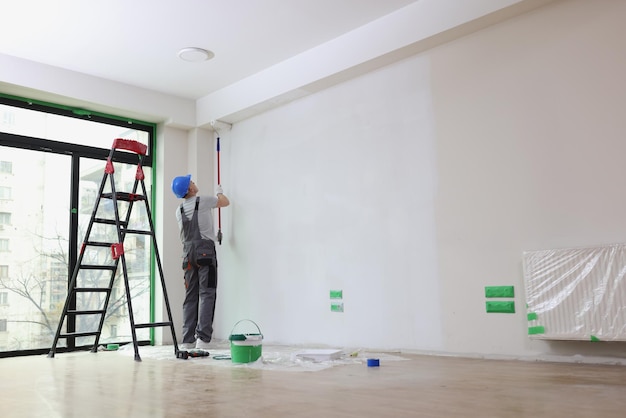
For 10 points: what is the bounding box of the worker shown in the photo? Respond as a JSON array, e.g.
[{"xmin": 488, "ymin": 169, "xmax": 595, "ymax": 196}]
[{"xmin": 171, "ymin": 174, "xmax": 230, "ymax": 350}]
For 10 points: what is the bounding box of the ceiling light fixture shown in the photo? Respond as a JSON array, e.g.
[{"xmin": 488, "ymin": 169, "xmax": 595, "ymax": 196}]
[{"xmin": 178, "ymin": 47, "xmax": 214, "ymax": 62}]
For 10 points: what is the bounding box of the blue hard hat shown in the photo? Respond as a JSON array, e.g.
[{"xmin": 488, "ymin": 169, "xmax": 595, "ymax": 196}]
[{"xmin": 171, "ymin": 175, "xmax": 192, "ymax": 198}]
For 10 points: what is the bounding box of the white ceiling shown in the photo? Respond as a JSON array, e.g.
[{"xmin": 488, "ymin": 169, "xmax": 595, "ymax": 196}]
[{"xmin": 0, "ymin": 0, "xmax": 419, "ymax": 100}]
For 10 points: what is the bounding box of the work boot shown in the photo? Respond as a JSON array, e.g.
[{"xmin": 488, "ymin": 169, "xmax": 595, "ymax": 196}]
[{"xmin": 196, "ymin": 339, "xmax": 211, "ymax": 349}]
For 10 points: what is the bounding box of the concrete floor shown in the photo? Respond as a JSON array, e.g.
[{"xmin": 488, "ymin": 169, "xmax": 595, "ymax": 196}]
[{"xmin": 2, "ymin": 345, "xmax": 626, "ymax": 417}]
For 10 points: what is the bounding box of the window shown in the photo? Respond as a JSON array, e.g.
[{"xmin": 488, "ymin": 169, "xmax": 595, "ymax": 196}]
[
  {"xmin": 1, "ymin": 106, "xmax": 15, "ymax": 128},
  {"xmin": 0, "ymin": 186, "xmax": 10, "ymax": 200},
  {"xmin": 0, "ymin": 95, "xmax": 155, "ymax": 355},
  {"xmin": 0, "ymin": 319, "xmax": 6, "ymax": 332},
  {"xmin": 0, "ymin": 102, "xmax": 151, "ymax": 154},
  {"xmin": 0, "ymin": 161, "xmax": 11, "ymax": 174},
  {"xmin": 0, "ymin": 292, "xmax": 7, "ymax": 305},
  {"xmin": 0, "ymin": 266, "xmax": 7, "ymax": 279}
]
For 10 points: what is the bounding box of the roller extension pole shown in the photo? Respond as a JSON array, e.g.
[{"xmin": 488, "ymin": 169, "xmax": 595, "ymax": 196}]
[{"xmin": 216, "ymin": 136, "xmax": 222, "ymax": 245}]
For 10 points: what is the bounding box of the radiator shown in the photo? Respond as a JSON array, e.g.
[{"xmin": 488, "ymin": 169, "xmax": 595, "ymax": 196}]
[{"xmin": 522, "ymin": 243, "xmax": 626, "ymax": 341}]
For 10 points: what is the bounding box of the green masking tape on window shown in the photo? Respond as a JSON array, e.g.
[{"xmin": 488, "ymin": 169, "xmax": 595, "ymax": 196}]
[
  {"xmin": 527, "ymin": 312, "xmax": 538, "ymax": 321},
  {"xmin": 72, "ymin": 108, "xmax": 91, "ymax": 116},
  {"xmin": 484, "ymin": 286, "xmax": 515, "ymax": 298},
  {"xmin": 528, "ymin": 326, "xmax": 545, "ymax": 335},
  {"xmin": 486, "ymin": 301, "xmax": 515, "ymax": 313}
]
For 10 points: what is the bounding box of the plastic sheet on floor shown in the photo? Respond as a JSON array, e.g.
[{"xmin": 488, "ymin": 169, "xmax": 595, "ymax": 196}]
[{"xmin": 114, "ymin": 341, "xmax": 408, "ymax": 372}]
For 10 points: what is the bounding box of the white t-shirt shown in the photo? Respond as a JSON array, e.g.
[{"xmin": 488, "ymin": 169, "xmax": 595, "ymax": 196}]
[{"xmin": 174, "ymin": 195, "xmax": 219, "ymax": 241}]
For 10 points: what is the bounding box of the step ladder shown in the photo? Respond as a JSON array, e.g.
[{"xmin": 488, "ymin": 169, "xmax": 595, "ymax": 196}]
[{"xmin": 48, "ymin": 138, "xmax": 181, "ymax": 361}]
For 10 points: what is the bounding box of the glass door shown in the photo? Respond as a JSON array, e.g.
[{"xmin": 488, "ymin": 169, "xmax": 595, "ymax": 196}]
[
  {"xmin": 0, "ymin": 96, "xmax": 155, "ymax": 356},
  {"xmin": 0, "ymin": 146, "xmax": 70, "ymax": 351}
]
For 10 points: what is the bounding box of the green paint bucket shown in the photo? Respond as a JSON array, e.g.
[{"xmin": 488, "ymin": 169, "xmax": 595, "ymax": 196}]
[{"xmin": 229, "ymin": 319, "xmax": 263, "ymax": 364}]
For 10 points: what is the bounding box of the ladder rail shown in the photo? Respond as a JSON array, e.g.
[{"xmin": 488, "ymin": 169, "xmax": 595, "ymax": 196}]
[
  {"xmin": 107, "ymin": 160, "xmax": 143, "ymax": 361},
  {"xmin": 82, "ymin": 144, "xmax": 127, "ymax": 353}
]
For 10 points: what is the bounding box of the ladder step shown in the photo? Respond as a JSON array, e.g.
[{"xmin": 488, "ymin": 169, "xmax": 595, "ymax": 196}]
[
  {"xmin": 87, "ymin": 227, "xmax": 151, "ymax": 236},
  {"xmin": 79, "ymin": 265, "xmax": 117, "ymax": 271},
  {"xmin": 84, "ymin": 241, "xmax": 115, "ymax": 248},
  {"xmin": 102, "ymin": 192, "xmax": 146, "ymax": 202},
  {"xmin": 134, "ymin": 321, "xmax": 173, "ymax": 329},
  {"xmin": 67, "ymin": 309, "xmax": 106, "ymax": 315},
  {"xmin": 59, "ymin": 331, "xmax": 101, "ymax": 339},
  {"xmin": 93, "ymin": 218, "xmax": 128, "ymax": 227},
  {"xmin": 123, "ymin": 229, "xmax": 153, "ymax": 236},
  {"xmin": 74, "ymin": 287, "xmax": 111, "ymax": 293}
]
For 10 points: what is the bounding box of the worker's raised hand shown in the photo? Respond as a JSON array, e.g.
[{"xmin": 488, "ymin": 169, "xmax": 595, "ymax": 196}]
[{"xmin": 216, "ymin": 184, "xmax": 224, "ymax": 195}]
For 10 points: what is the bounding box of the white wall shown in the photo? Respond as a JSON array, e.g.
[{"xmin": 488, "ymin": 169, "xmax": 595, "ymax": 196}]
[
  {"xmin": 214, "ymin": 55, "xmax": 443, "ymax": 351},
  {"xmin": 3, "ymin": 0, "xmax": 626, "ymax": 362},
  {"xmin": 154, "ymin": 125, "xmax": 187, "ymax": 344},
  {"xmin": 208, "ymin": 0, "xmax": 626, "ymax": 360},
  {"xmin": 430, "ymin": 0, "xmax": 626, "ymax": 359}
]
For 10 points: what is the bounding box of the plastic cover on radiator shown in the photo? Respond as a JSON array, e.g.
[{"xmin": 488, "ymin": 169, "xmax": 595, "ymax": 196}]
[{"xmin": 522, "ymin": 243, "xmax": 626, "ymax": 341}]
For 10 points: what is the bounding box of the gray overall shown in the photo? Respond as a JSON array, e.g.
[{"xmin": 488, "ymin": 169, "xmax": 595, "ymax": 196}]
[{"xmin": 180, "ymin": 197, "xmax": 217, "ymax": 344}]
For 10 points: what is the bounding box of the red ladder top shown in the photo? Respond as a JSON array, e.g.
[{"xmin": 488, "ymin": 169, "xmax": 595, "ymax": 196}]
[{"xmin": 112, "ymin": 138, "xmax": 147, "ymax": 155}]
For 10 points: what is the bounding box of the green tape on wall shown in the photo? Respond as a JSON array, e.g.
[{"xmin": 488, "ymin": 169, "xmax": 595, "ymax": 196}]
[
  {"xmin": 330, "ymin": 290, "xmax": 343, "ymax": 299},
  {"xmin": 590, "ymin": 335, "xmax": 600, "ymax": 342},
  {"xmin": 484, "ymin": 286, "xmax": 515, "ymax": 298},
  {"xmin": 486, "ymin": 301, "xmax": 515, "ymax": 313},
  {"xmin": 528, "ymin": 326, "xmax": 545, "ymax": 335},
  {"xmin": 330, "ymin": 302, "xmax": 344, "ymax": 312},
  {"xmin": 527, "ymin": 312, "xmax": 538, "ymax": 321}
]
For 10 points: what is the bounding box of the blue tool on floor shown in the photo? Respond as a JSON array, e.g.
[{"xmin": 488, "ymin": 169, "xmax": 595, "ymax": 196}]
[{"xmin": 367, "ymin": 358, "xmax": 380, "ymax": 367}]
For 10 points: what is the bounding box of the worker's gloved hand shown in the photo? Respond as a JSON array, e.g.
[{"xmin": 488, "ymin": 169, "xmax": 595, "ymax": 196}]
[{"xmin": 216, "ymin": 185, "xmax": 224, "ymax": 195}]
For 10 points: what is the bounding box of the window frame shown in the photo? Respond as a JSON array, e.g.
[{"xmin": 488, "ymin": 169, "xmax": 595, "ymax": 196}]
[{"xmin": 0, "ymin": 94, "xmax": 157, "ymax": 357}]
